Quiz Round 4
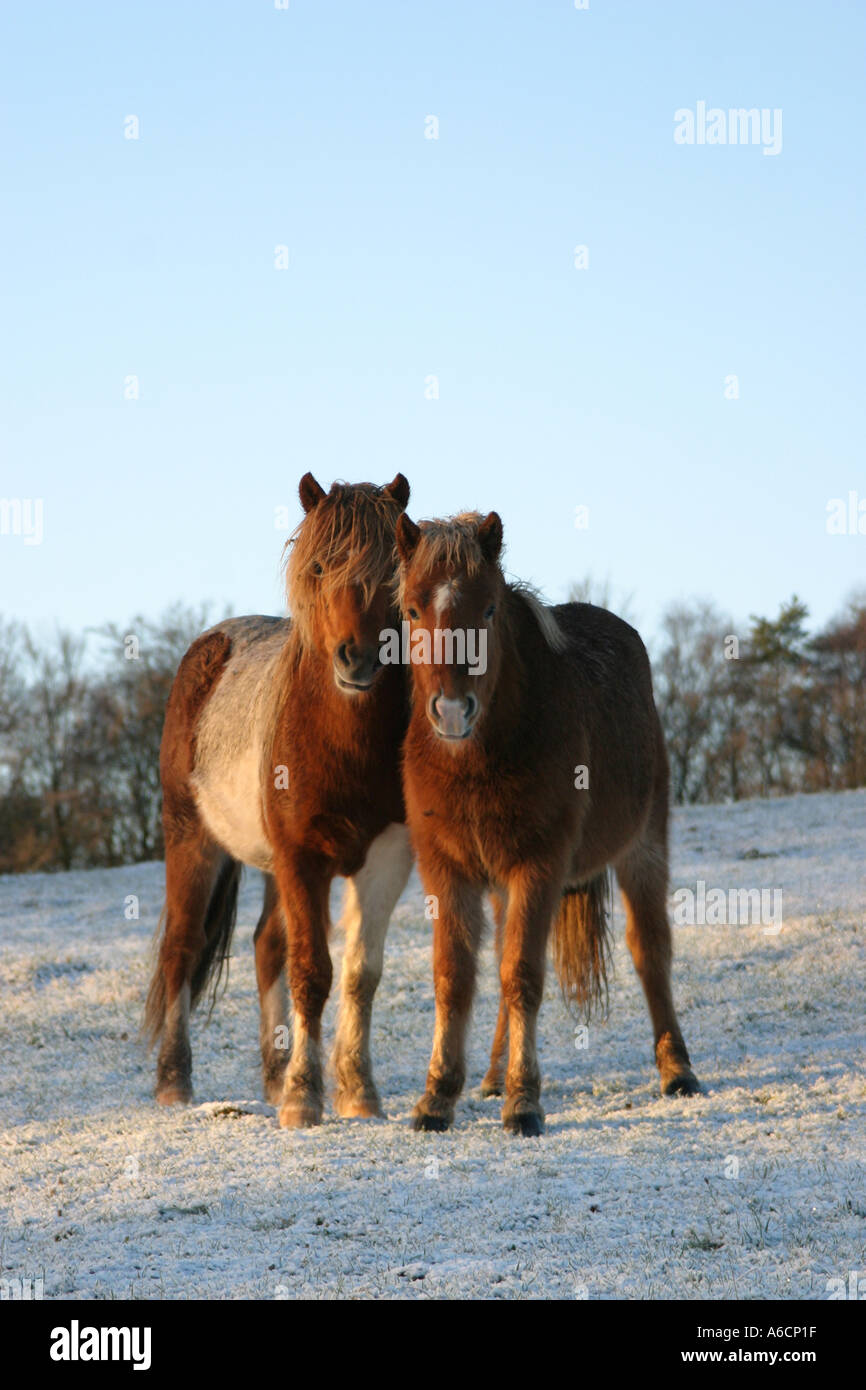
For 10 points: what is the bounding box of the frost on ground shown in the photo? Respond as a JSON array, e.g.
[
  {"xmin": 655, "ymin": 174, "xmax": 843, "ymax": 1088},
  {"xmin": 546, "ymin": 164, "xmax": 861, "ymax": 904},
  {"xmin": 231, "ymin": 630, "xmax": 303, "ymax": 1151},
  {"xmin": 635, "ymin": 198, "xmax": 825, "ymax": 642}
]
[{"xmin": 1, "ymin": 789, "xmax": 864, "ymax": 1300}]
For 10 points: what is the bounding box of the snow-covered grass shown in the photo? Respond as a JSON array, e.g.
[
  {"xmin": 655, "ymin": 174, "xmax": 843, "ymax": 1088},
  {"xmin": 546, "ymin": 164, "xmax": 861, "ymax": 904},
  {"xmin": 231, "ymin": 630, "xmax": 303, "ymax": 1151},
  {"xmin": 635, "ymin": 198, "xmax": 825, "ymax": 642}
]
[{"xmin": 1, "ymin": 789, "xmax": 864, "ymax": 1299}]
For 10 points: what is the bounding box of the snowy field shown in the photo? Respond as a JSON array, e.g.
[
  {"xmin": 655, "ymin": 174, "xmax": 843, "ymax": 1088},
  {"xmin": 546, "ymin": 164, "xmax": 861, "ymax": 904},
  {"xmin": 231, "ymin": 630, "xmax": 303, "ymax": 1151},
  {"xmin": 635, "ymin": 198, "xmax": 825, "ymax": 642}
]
[{"xmin": 1, "ymin": 789, "xmax": 864, "ymax": 1301}]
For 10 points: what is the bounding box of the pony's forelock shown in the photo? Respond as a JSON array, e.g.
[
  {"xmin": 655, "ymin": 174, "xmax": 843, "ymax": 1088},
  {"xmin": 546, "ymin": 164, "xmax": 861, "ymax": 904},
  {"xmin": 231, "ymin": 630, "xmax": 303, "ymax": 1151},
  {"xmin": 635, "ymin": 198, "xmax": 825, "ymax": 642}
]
[
  {"xmin": 284, "ymin": 481, "xmax": 404, "ymax": 641},
  {"xmin": 397, "ymin": 513, "xmax": 568, "ymax": 654},
  {"xmin": 395, "ymin": 513, "xmax": 488, "ymax": 611}
]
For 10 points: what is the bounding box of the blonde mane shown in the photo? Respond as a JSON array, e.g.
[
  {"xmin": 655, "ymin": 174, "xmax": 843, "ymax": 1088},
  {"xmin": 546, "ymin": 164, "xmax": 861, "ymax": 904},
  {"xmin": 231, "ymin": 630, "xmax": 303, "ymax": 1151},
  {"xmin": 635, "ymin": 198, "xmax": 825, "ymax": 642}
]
[
  {"xmin": 511, "ymin": 580, "xmax": 570, "ymax": 654},
  {"xmin": 284, "ymin": 482, "xmax": 404, "ymax": 644}
]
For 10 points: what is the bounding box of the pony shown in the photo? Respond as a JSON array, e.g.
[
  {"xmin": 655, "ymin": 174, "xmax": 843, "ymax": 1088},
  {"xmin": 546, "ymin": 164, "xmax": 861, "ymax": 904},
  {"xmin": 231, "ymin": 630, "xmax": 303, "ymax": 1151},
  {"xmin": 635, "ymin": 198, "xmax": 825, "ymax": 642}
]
[
  {"xmin": 143, "ymin": 473, "xmax": 414, "ymax": 1128},
  {"xmin": 394, "ymin": 508, "xmax": 700, "ymax": 1136}
]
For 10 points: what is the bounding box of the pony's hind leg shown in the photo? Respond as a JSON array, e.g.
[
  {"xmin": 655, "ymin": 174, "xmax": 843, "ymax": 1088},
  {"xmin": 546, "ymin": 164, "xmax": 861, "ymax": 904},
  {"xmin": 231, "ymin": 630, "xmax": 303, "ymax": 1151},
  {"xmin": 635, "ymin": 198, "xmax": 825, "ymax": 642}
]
[
  {"xmin": 145, "ymin": 827, "xmax": 229, "ymax": 1105},
  {"xmin": 333, "ymin": 823, "xmax": 413, "ymax": 1118},
  {"xmin": 146, "ymin": 623, "xmax": 240, "ymax": 1106},
  {"xmin": 481, "ymin": 891, "xmax": 508, "ymax": 1098},
  {"xmin": 254, "ymin": 874, "xmax": 289, "ymax": 1104},
  {"xmin": 615, "ymin": 836, "xmax": 700, "ymax": 1097}
]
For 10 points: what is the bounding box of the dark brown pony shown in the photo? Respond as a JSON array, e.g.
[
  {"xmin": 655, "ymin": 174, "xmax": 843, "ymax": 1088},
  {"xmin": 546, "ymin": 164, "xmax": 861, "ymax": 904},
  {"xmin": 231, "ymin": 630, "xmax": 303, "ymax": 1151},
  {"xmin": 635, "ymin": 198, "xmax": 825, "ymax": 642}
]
[
  {"xmin": 395, "ymin": 509, "xmax": 700, "ymax": 1136},
  {"xmin": 143, "ymin": 474, "xmax": 413, "ymax": 1127}
]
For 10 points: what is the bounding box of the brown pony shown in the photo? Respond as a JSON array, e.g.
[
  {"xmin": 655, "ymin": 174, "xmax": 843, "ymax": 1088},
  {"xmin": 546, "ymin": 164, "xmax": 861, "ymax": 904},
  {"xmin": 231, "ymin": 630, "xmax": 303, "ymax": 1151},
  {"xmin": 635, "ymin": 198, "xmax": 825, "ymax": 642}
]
[
  {"xmin": 144, "ymin": 473, "xmax": 413, "ymax": 1127},
  {"xmin": 395, "ymin": 509, "xmax": 700, "ymax": 1136}
]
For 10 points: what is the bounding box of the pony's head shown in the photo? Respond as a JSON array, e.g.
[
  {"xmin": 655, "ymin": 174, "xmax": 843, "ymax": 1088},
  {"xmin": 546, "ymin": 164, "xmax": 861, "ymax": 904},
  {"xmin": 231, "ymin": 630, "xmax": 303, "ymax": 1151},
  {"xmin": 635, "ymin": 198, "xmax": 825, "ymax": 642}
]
[
  {"xmin": 287, "ymin": 472, "xmax": 410, "ymax": 693},
  {"xmin": 395, "ymin": 510, "xmax": 506, "ymax": 742}
]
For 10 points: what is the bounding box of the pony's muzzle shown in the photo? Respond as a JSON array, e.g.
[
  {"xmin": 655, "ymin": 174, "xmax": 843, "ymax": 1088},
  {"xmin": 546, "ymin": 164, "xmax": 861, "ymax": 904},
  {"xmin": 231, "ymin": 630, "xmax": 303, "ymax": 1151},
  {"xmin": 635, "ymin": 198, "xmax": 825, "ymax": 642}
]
[
  {"xmin": 334, "ymin": 642, "xmax": 380, "ymax": 692},
  {"xmin": 428, "ymin": 691, "xmax": 478, "ymax": 740}
]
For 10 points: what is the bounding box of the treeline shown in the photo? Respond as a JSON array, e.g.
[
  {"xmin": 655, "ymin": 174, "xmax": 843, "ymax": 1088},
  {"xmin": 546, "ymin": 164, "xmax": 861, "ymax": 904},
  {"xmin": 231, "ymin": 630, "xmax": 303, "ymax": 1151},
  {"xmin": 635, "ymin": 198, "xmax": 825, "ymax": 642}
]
[
  {"xmin": 652, "ymin": 593, "xmax": 866, "ymax": 804},
  {"xmin": 0, "ymin": 605, "xmax": 224, "ymax": 874},
  {"xmin": 0, "ymin": 591, "xmax": 864, "ymax": 873}
]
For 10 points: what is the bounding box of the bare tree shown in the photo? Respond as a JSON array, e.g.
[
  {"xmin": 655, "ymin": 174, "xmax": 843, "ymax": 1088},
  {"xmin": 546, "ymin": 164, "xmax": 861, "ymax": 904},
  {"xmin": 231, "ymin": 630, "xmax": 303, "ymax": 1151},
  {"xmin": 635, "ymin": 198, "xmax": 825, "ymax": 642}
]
[
  {"xmin": 654, "ymin": 601, "xmax": 732, "ymax": 803},
  {"xmin": 568, "ymin": 574, "xmax": 636, "ymax": 626}
]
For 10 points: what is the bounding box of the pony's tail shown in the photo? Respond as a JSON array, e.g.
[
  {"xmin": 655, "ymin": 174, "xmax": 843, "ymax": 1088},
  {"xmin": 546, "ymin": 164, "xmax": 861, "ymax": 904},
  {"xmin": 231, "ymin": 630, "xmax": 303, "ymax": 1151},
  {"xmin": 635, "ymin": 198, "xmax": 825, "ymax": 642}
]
[
  {"xmin": 190, "ymin": 857, "xmax": 242, "ymax": 1018},
  {"xmin": 141, "ymin": 857, "xmax": 242, "ymax": 1049},
  {"xmin": 551, "ymin": 873, "xmax": 612, "ymax": 1018}
]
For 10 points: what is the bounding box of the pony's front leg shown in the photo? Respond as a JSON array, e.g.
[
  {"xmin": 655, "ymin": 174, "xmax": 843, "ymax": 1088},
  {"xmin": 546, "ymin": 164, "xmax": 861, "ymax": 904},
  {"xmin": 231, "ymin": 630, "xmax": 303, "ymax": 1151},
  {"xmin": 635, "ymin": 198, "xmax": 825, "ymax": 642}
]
[
  {"xmin": 480, "ymin": 890, "xmax": 508, "ymax": 1097},
  {"xmin": 272, "ymin": 853, "xmax": 333, "ymax": 1128},
  {"xmin": 413, "ymin": 876, "xmax": 484, "ymax": 1132},
  {"xmin": 333, "ymin": 823, "xmax": 413, "ymax": 1118},
  {"xmin": 500, "ymin": 870, "xmax": 562, "ymax": 1137}
]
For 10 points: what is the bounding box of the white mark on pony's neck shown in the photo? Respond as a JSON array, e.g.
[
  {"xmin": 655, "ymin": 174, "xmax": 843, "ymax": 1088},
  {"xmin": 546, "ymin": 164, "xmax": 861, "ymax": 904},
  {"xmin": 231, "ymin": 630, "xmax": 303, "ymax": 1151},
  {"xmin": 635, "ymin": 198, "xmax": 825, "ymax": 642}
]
[{"xmin": 434, "ymin": 581, "xmax": 459, "ymax": 620}]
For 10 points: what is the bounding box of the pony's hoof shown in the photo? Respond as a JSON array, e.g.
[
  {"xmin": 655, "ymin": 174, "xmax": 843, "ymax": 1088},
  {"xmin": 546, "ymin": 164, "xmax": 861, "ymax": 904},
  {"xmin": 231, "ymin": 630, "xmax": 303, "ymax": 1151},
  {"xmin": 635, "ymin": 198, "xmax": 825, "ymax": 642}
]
[
  {"xmin": 335, "ymin": 1091, "xmax": 383, "ymax": 1119},
  {"xmin": 278, "ymin": 1098, "xmax": 323, "ymax": 1128},
  {"xmin": 155, "ymin": 1084, "xmax": 192, "ymax": 1106},
  {"xmin": 480, "ymin": 1074, "xmax": 504, "ymax": 1098},
  {"xmin": 412, "ymin": 1094, "xmax": 453, "ymax": 1131},
  {"xmin": 662, "ymin": 1070, "xmax": 702, "ymax": 1097},
  {"xmin": 413, "ymin": 1112, "xmax": 450, "ymax": 1132},
  {"xmin": 503, "ymin": 1110, "xmax": 545, "ymax": 1137}
]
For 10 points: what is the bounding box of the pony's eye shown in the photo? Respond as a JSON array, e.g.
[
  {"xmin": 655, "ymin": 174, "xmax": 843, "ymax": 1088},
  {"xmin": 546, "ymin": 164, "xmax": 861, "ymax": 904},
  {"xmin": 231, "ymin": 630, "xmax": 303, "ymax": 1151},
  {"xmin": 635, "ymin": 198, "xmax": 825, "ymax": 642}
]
[
  {"xmin": 407, "ymin": 607, "xmax": 419, "ymax": 621},
  {"xmin": 311, "ymin": 561, "xmax": 323, "ymax": 577},
  {"xmin": 484, "ymin": 604, "xmax": 495, "ymax": 620}
]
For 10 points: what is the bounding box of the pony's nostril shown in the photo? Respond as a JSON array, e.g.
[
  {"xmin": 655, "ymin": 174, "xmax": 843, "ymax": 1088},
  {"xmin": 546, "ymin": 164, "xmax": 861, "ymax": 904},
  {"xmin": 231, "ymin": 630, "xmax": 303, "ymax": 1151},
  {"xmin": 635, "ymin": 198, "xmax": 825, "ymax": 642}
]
[
  {"xmin": 334, "ymin": 642, "xmax": 381, "ymax": 690},
  {"xmin": 427, "ymin": 691, "xmax": 478, "ymax": 739}
]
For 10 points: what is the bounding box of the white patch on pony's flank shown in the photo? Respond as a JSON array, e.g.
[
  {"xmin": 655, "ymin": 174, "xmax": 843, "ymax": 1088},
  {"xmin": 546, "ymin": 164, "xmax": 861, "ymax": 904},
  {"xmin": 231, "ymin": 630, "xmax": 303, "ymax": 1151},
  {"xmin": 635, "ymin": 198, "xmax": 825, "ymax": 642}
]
[
  {"xmin": 193, "ymin": 744, "xmax": 273, "ymax": 873},
  {"xmin": 434, "ymin": 580, "xmax": 460, "ymax": 621},
  {"xmin": 190, "ymin": 618, "xmax": 289, "ymax": 874},
  {"xmin": 512, "ymin": 581, "xmax": 569, "ymax": 653}
]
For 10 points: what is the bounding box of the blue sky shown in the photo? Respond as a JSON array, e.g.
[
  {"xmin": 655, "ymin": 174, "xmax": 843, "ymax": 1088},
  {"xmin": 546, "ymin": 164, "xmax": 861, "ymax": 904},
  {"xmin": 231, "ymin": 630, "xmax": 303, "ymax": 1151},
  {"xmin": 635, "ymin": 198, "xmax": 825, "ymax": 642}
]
[{"xmin": 1, "ymin": 0, "xmax": 864, "ymax": 644}]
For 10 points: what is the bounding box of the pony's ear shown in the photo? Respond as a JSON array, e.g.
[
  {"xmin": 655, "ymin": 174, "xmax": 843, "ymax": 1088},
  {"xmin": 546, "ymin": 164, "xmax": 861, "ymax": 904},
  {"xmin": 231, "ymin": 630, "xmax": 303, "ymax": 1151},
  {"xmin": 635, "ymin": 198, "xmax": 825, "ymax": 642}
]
[
  {"xmin": 384, "ymin": 473, "xmax": 410, "ymax": 510},
  {"xmin": 299, "ymin": 472, "xmax": 327, "ymax": 513},
  {"xmin": 396, "ymin": 512, "xmax": 421, "ymax": 564},
  {"xmin": 477, "ymin": 511, "xmax": 503, "ymax": 562}
]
